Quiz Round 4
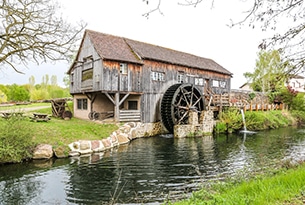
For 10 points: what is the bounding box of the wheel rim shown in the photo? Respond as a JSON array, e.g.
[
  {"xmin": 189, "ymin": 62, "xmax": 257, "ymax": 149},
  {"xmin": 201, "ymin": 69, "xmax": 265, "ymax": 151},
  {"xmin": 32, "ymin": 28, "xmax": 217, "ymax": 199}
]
[{"xmin": 161, "ymin": 84, "xmax": 204, "ymax": 133}]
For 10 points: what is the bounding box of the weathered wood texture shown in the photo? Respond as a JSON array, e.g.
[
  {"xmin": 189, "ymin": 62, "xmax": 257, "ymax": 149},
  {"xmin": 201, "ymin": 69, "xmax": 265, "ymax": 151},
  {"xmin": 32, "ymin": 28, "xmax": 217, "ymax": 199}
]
[{"xmin": 69, "ymin": 31, "xmax": 232, "ymax": 123}]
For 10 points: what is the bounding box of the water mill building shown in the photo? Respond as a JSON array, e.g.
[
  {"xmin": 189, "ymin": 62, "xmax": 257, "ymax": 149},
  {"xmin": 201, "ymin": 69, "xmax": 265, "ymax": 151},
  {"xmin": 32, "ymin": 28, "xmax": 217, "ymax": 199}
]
[{"xmin": 67, "ymin": 30, "xmax": 232, "ymax": 133}]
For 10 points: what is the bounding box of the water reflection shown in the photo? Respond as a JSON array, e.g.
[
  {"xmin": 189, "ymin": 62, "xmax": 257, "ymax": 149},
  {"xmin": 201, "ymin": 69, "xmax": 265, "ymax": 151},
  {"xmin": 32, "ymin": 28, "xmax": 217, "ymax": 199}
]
[{"xmin": 1, "ymin": 127, "xmax": 305, "ymax": 204}]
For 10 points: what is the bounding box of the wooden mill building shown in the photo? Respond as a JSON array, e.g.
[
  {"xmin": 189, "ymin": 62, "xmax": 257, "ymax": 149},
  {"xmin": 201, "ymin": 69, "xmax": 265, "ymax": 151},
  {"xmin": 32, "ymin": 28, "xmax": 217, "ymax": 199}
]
[{"xmin": 67, "ymin": 30, "xmax": 232, "ymax": 132}]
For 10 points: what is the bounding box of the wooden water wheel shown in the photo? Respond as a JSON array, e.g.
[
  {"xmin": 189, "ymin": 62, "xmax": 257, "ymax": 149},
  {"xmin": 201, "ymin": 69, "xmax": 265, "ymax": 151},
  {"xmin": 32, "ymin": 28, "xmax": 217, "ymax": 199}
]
[{"xmin": 160, "ymin": 83, "xmax": 204, "ymax": 133}]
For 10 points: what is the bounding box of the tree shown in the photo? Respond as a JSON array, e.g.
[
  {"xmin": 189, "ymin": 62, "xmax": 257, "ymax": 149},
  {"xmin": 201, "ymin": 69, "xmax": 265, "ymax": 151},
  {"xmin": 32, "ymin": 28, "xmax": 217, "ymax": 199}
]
[
  {"xmin": 144, "ymin": 0, "xmax": 305, "ymax": 75},
  {"xmin": 7, "ymin": 84, "xmax": 30, "ymax": 101},
  {"xmin": 51, "ymin": 75, "xmax": 57, "ymax": 86},
  {"xmin": 244, "ymin": 50, "xmax": 287, "ymax": 93},
  {"xmin": 0, "ymin": 0, "xmax": 86, "ymax": 73}
]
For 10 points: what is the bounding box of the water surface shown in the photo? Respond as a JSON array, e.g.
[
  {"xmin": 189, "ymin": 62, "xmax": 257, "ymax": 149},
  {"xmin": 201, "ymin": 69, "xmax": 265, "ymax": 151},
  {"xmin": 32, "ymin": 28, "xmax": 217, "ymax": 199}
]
[{"xmin": 1, "ymin": 127, "xmax": 305, "ymax": 204}]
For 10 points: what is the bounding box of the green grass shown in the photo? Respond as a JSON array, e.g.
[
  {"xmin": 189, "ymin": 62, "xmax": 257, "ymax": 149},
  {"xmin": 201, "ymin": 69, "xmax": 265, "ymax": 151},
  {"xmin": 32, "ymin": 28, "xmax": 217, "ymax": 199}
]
[
  {"xmin": 172, "ymin": 163, "xmax": 305, "ymax": 205},
  {"xmin": 0, "ymin": 103, "xmax": 118, "ymax": 146}
]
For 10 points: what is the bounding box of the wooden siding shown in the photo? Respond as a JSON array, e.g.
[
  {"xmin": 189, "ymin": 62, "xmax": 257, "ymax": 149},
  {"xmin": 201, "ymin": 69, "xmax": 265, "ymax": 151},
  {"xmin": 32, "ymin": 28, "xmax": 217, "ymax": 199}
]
[{"xmin": 69, "ymin": 32, "xmax": 232, "ymax": 123}]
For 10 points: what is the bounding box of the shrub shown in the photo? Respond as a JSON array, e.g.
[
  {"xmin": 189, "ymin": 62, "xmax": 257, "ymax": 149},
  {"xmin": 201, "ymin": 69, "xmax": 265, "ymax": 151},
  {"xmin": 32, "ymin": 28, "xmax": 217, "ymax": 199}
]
[
  {"xmin": 214, "ymin": 122, "xmax": 227, "ymax": 133},
  {"xmin": 216, "ymin": 110, "xmax": 293, "ymax": 133},
  {"xmin": 218, "ymin": 108, "xmax": 243, "ymax": 133},
  {"xmin": 0, "ymin": 115, "xmax": 34, "ymax": 163}
]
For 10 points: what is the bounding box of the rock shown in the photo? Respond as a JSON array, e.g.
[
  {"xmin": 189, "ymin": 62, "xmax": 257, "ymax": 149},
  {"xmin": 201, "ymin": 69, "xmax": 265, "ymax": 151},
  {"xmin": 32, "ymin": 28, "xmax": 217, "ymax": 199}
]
[
  {"xmin": 53, "ymin": 146, "xmax": 69, "ymax": 158},
  {"xmin": 117, "ymin": 133, "xmax": 130, "ymax": 145},
  {"xmin": 33, "ymin": 144, "xmax": 53, "ymax": 160},
  {"xmin": 102, "ymin": 138, "xmax": 112, "ymax": 149},
  {"xmin": 79, "ymin": 140, "xmax": 91, "ymax": 150}
]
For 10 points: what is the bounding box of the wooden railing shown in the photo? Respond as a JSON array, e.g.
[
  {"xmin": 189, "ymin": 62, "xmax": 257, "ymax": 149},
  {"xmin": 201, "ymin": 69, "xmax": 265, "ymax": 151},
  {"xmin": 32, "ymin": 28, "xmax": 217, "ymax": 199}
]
[
  {"xmin": 205, "ymin": 92, "xmax": 287, "ymax": 112},
  {"xmin": 238, "ymin": 103, "xmax": 287, "ymax": 112}
]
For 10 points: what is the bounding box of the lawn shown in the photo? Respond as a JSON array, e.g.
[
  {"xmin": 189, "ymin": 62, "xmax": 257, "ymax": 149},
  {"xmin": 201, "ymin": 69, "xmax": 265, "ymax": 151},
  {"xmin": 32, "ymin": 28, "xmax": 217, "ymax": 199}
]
[{"xmin": 0, "ymin": 102, "xmax": 119, "ymax": 146}]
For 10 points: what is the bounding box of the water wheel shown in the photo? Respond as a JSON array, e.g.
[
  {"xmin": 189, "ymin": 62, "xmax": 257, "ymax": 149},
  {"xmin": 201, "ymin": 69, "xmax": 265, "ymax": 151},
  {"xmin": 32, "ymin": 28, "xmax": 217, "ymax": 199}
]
[{"xmin": 161, "ymin": 83, "xmax": 204, "ymax": 133}]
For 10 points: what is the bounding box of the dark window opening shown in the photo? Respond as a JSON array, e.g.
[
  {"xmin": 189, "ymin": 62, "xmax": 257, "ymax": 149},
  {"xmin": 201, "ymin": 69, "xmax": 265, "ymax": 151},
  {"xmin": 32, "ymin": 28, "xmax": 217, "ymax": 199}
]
[
  {"xmin": 77, "ymin": 99, "xmax": 88, "ymax": 110},
  {"xmin": 128, "ymin": 101, "xmax": 138, "ymax": 110}
]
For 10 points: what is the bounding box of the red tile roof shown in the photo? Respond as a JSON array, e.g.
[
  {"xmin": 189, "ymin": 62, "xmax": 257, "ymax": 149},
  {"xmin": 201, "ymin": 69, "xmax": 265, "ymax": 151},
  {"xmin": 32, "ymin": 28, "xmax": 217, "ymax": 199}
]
[{"xmin": 86, "ymin": 29, "xmax": 232, "ymax": 75}]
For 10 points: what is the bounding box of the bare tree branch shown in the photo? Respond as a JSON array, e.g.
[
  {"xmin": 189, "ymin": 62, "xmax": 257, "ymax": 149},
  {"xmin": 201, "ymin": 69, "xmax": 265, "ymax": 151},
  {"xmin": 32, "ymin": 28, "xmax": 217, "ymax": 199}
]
[
  {"xmin": 0, "ymin": 0, "xmax": 87, "ymax": 73},
  {"xmin": 143, "ymin": 0, "xmax": 305, "ymax": 75},
  {"xmin": 143, "ymin": 0, "xmax": 163, "ymax": 18}
]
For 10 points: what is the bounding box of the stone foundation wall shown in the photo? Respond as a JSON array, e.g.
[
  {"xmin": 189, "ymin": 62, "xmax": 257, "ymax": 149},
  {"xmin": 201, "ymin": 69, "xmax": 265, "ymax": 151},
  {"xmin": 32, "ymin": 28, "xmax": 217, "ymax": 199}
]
[
  {"xmin": 174, "ymin": 110, "xmax": 215, "ymax": 138},
  {"xmin": 32, "ymin": 122, "xmax": 167, "ymax": 159}
]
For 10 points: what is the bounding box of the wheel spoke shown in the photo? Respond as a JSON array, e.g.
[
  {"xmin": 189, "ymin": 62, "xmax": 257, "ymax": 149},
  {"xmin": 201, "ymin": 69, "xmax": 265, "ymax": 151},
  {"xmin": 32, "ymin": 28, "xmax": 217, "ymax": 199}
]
[
  {"xmin": 177, "ymin": 111, "xmax": 189, "ymax": 124},
  {"xmin": 180, "ymin": 87, "xmax": 190, "ymax": 107}
]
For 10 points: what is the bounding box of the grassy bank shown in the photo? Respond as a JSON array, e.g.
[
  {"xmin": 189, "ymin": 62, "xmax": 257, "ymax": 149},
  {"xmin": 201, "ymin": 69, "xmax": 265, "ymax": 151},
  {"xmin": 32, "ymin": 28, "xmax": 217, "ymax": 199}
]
[
  {"xmin": 214, "ymin": 109, "xmax": 297, "ymax": 133},
  {"xmin": 0, "ymin": 103, "xmax": 118, "ymax": 163},
  {"xmin": 171, "ymin": 162, "xmax": 305, "ymax": 205}
]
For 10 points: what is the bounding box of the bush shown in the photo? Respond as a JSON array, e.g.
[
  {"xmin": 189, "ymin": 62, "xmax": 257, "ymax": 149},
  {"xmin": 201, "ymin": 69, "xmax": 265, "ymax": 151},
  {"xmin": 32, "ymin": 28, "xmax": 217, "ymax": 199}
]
[
  {"xmin": 216, "ymin": 110, "xmax": 293, "ymax": 133},
  {"xmin": 218, "ymin": 108, "xmax": 243, "ymax": 133},
  {"xmin": 0, "ymin": 115, "xmax": 34, "ymax": 163},
  {"xmin": 291, "ymin": 93, "xmax": 305, "ymax": 111}
]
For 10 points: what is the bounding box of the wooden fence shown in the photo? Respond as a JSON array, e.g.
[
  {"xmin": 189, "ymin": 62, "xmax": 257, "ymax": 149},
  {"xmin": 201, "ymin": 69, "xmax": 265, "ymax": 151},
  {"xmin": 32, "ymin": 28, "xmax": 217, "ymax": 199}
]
[{"xmin": 206, "ymin": 93, "xmax": 288, "ymax": 112}]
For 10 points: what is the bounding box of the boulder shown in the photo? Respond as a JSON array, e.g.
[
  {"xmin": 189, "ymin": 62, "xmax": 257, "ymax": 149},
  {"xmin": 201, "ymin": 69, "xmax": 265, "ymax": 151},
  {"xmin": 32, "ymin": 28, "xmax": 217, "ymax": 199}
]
[
  {"xmin": 53, "ymin": 146, "xmax": 69, "ymax": 158},
  {"xmin": 33, "ymin": 144, "xmax": 53, "ymax": 160}
]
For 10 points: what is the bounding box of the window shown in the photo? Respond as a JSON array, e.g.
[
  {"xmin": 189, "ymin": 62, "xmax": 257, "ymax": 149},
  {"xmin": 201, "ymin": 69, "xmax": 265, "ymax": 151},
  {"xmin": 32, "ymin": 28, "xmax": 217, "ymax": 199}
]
[
  {"xmin": 120, "ymin": 63, "xmax": 128, "ymax": 74},
  {"xmin": 212, "ymin": 80, "xmax": 219, "ymax": 87},
  {"xmin": 151, "ymin": 71, "xmax": 165, "ymax": 81},
  {"xmin": 219, "ymin": 81, "xmax": 226, "ymax": 88},
  {"xmin": 83, "ymin": 56, "xmax": 93, "ymax": 70},
  {"xmin": 81, "ymin": 69, "xmax": 93, "ymax": 82},
  {"xmin": 77, "ymin": 99, "xmax": 88, "ymax": 110},
  {"xmin": 195, "ymin": 78, "xmax": 204, "ymax": 86},
  {"xmin": 178, "ymin": 72, "xmax": 184, "ymax": 83},
  {"xmin": 128, "ymin": 101, "xmax": 138, "ymax": 110}
]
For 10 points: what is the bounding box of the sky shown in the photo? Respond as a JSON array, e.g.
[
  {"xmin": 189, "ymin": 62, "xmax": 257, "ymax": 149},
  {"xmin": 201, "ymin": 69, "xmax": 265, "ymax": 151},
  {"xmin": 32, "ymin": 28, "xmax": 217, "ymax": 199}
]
[{"xmin": 0, "ymin": 0, "xmax": 274, "ymax": 89}]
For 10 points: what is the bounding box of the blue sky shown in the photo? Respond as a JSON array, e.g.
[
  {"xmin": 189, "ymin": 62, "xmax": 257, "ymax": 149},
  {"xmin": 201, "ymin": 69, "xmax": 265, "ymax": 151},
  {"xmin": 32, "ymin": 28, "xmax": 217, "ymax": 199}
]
[{"xmin": 1, "ymin": 0, "xmax": 274, "ymax": 89}]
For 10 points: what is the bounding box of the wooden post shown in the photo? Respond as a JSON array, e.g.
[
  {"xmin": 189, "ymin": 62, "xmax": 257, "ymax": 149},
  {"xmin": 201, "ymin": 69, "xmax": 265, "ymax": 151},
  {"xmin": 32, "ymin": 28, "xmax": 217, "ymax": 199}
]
[{"xmin": 114, "ymin": 92, "xmax": 120, "ymax": 122}]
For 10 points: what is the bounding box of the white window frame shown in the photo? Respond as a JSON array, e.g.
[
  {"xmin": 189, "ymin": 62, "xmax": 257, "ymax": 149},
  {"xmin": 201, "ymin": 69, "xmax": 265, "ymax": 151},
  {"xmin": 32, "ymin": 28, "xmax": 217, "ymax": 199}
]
[
  {"xmin": 212, "ymin": 80, "xmax": 219, "ymax": 87},
  {"xmin": 151, "ymin": 71, "xmax": 165, "ymax": 81},
  {"xmin": 120, "ymin": 63, "xmax": 128, "ymax": 75}
]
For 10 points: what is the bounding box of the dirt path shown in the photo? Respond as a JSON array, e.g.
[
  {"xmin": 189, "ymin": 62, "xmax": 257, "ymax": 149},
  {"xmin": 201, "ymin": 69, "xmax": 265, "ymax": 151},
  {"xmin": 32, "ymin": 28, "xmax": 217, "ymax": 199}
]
[{"xmin": 0, "ymin": 105, "xmax": 50, "ymax": 113}]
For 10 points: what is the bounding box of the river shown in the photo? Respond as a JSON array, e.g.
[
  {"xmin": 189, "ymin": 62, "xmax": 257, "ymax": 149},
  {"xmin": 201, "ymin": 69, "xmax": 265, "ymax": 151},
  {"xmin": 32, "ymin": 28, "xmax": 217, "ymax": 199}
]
[{"xmin": 1, "ymin": 127, "xmax": 305, "ymax": 204}]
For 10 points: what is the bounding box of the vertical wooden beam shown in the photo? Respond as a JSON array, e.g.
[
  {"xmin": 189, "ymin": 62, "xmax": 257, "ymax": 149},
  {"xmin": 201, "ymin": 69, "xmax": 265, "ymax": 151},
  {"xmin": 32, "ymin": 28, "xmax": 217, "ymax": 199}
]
[{"xmin": 114, "ymin": 92, "xmax": 120, "ymax": 122}]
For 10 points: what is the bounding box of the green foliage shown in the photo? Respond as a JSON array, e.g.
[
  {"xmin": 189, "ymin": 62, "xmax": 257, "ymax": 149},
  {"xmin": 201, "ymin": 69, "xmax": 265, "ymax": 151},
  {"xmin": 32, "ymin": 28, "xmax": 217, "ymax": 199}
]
[
  {"xmin": 173, "ymin": 163, "xmax": 305, "ymax": 205},
  {"xmin": 216, "ymin": 110, "xmax": 293, "ymax": 133},
  {"xmin": 30, "ymin": 88, "xmax": 50, "ymax": 100},
  {"xmin": 244, "ymin": 50, "xmax": 288, "ymax": 93},
  {"xmin": 290, "ymin": 110, "xmax": 305, "ymax": 125},
  {"xmin": 214, "ymin": 122, "xmax": 227, "ymax": 133},
  {"xmin": 248, "ymin": 92, "xmax": 256, "ymax": 100},
  {"xmin": 291, "ymin": 93, "xmax": 305, "ymax": 111},
  {"xmin": 0, "ymin": 90, "xmax": 7, "ymax": 103},
  {"xmin": 6, "ymin": 84, "xmax": 30, "ymax": 102},
  {"xmin": 0, "ymin": 115, "xmax": 34, "ymax": 163},
  {"xmin": 218, "ymin": 108, "xmax": 243, "ymax": 133}
]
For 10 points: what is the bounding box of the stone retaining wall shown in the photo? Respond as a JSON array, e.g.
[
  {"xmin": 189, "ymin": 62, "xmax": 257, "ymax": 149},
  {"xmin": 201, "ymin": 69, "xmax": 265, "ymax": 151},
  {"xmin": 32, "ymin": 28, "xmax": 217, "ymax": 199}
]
[{"xmin": 32, "ymin": 122, "xmax": 166, "ymax": 160}]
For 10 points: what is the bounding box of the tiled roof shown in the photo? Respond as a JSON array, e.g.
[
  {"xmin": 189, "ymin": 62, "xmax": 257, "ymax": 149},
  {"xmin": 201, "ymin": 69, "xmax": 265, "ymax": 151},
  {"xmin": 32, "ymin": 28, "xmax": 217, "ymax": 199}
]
[{"xmin": 86, "ymin": 30, "xmax": 232, "ymax": 75}]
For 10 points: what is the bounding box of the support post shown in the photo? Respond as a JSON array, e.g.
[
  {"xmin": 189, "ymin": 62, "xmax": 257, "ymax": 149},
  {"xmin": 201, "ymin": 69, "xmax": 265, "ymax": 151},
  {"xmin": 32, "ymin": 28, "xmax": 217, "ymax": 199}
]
[{"xmin": 114, "ymin": 92, "xmax": 120, "ymax": 122}]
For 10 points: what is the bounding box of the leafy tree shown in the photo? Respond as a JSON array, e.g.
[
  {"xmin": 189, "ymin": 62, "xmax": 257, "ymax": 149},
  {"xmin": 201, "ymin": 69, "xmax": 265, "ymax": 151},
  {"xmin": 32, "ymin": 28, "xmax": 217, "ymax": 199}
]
[
  {"xmin": 0, "ymin": 0, "xmax": 86, "ymax": 73},
  {"xmin": 63, "ymin": 75, "xmax": 70, "ymax": 88},
  {"xmin": 28, "ymin": 76, "xmax": 35, "ymax": 89},
  {"xmin": 244, "ymin": 50, "xmax": 287, "ymax": 93},
  {"xmin": 0, "ymin": 90, "xmax": 7, "ymax": 103},
  {"xmin": 144, "ymin": 1, "xmax": 305, "ymax": 75},
  {"xmin": 51, "ymin": 75, "xmax": 58, "ymax": 86},
  {"xmin": 7, "ymin": 84, "xmax": 30, "ymax": 101},
  {"xmin": 30, "ymin": 88, "xmax": 49, "ymax": 101}
]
